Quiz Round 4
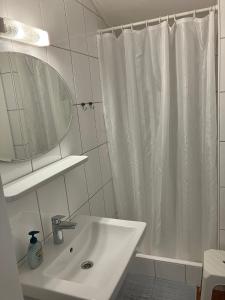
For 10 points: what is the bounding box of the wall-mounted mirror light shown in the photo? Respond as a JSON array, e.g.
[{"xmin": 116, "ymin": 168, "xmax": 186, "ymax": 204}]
[{"xmin": 0, "ymin": 17, "xmax": 49, "ymax": 47}]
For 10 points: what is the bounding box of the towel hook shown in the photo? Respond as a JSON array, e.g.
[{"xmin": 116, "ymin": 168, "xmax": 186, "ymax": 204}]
[{"xmin": 81, "ymin": 103, "xmax": 87, "ymax": 111}]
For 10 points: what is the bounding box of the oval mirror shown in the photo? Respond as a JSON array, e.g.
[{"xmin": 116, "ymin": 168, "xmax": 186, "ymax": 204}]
[{"xmin": 0, "ymin": 52, "xmax": 73, "ymax": 162}]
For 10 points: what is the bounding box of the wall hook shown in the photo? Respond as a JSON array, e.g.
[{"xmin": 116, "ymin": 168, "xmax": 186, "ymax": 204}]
[
  {"xmin": 81, "ymin": 103, "xmax": 87, "ymax": 111},
  {"xmin": 88, "ymin": 102, "xmax": 94, "ymax": 109}
]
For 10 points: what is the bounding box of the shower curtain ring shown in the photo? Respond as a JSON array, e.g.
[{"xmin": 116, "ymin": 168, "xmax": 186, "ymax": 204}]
[
  {"xmin": 145, "ymin": 20, "xmax": 148, "ymax": 29},
  {"xmin": 193, "ymin": 10, "xmax": 196, "ymax": 19},
  {"xmin": 173, "ymin": 14, "xmax": 177, "ymax": 23},
  {"xmin": 158, "ymin": 16, "xmax": 161, "ymax": 24},
  {"xmin": 167, "ymin": 15, "xmax": 169, "ymax": 22}
]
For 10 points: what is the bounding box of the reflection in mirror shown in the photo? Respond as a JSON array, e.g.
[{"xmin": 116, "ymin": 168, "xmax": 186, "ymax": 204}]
[{"xmin": 0, "ymin": 52, "xmax": 73, "ymax": 162}]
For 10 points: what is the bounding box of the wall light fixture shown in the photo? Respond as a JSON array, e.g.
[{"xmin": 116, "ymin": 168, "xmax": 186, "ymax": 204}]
[{"xmin": 0, "ymin": 17, "xmax": 49, "ymax": 47}]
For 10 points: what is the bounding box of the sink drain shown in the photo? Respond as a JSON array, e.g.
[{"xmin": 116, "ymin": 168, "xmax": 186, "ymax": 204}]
[{"xmin": 81, "ymin": 260, "xmax": 94, "ymax": 270}]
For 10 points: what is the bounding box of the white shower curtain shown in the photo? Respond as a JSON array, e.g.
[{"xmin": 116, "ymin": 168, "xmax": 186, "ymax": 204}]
[{"xmin": 98, "ymin": 12, "xmax": 217, "ymax": 261}]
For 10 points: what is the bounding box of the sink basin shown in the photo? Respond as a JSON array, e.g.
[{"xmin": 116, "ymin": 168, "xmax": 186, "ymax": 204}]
[{"xmin": 20, "ymin": 215, "xmax": 146, "ymax": 300}]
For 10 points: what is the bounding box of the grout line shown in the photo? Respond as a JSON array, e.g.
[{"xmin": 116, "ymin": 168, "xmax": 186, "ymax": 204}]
[
  {"xmin": 69, "ymin": 198, "xmax": 90, "ymax": 219},
  {"xmin": 82, "ymin": 141, "xmax": 108, "ymax": 155},
  {"xmin": 83, "ymin": 0, "xmax": 91, "ymax": 57},
  {"xmin": 73, "ymin": 101, "xmax": 103, "ymax": 106},
  {"xmin": 88, "ymin": 178, "xmax": 113, "ymax": 201},
  {"xmin": 63, "ymin": 174, "xmax": 71, "ymax": 216},
  {"xmin": 51, "ymin": 44, "xmax": 98, "ymax": 59},
  {"xmin": 76, "ymin": 105, "xmax": 85, "ymax": 153}
]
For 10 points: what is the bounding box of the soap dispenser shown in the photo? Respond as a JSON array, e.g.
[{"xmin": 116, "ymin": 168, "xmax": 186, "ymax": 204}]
[{"xmin": 27, "ymin": 231, "xmax": 43, "ymax": 269}]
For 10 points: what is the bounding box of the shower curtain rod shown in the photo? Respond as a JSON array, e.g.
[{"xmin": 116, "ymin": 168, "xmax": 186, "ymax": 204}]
[{"xmin": 98, "ymin": 4, "xmax": 218, "ymax": 33}]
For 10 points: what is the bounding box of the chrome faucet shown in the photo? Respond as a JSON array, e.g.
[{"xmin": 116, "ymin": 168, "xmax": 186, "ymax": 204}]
[{"xmin": 51, "ymin": 215, "xmax": 77, "ymax": 244}]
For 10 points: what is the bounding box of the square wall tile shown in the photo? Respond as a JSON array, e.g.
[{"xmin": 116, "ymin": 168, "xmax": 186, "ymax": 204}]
[
  {"xmin": 77, "ymin": 104, "xmax": 98, "ymax": 152},
  {"xmin": 0, "ymin": 160, "xmax": 32, "ymax": 184},
  {"xmin": 99, "ymin": 143, "xmax": 112, "ymax": 184},
  {"xmin": 89, "ymin": 189, "xmax": 105, "ymax": 217},
  {"xmin": 90, "ymin": 58, "xmax": 102, "ymax": 101},
  {"xmin": 186, "ymin": 264, "xmax": 202, "ymax": 286},
  {"xmin": 7, "ymin": 0, "xmax": 43, "ymax": 28},
  {"xmin": 103, "ymin": 181, "xmax": 116, "ymax": 218},
  {"xmin": 65, "ymin": 0, "xmax": 87, "ymax": 54},
  {"xmin": 220, "ymin": 188, "xmax": 225, "ymax": 230},
  {"xmin": 84, "ymin": 9, "xmax": 98, "ymax": 57},
  {"xmin": 32, "ymin": 146, "xmax": 61, "ymax": 171},
  {"xmin": 155, "ymin": 260, "xmax": 186, "ymax": 282},
  {"xmin": 6, "ymin": 191, "xmax": 43, "ymax": 262},
  {"xmin": 84, "ymin": 148, "xmax": 102, "ymax": 197},
  {"xmin": 95, "ymin": 103, "xmax": 107, "ymax": 145},
  {"xmin": 40, "ymin": 0, "xmax": 70, "ymax": 49},
  {"xmin": 72, "ymin": 52, "xmax": 92, "ymax": 103},
  {"xmin": 220, "ymin": 39, "xmax": 225, "ymax": 92},
  {"xmin": 47, "ymin": 46, "xmax": 76, "ymax": 101},
  {"xmin": 60, "ymin": 107, "xmax": 82, "ymax": 157},
  {"xmin": 65, "ymin": 165, "xmax": 88, "ymax": 215},
  {"xmin": 37, "ymin": 176, "xmax": 69, "ymax": 238},
  {"xmin": 220, "ymin": 93, "xmax": 225, "ymax": 141},
  {"xmin": 220, "ymin": 142, "xmax": 225, "ymax": 187}
]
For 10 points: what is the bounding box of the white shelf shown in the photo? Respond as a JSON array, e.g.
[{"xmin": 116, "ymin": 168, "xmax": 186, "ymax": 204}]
[{"xmin": 4, "ymin": 155, "xmax": 88, "ymax": 200}]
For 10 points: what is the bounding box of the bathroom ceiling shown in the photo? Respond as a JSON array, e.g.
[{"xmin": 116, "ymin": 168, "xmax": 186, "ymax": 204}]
[{"xmin": 93, "ymin": 0, "xmax": 217, "ymax": 26}]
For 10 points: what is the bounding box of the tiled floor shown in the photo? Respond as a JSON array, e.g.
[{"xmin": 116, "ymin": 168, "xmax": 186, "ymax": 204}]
[{"xmin": 117, "ymin": 274, "xmax": 195, "ymax": 300}]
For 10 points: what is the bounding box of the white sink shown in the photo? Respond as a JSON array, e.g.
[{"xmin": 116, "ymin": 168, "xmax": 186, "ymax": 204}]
[{"xmin": 20, "ymin": 215, "xmax": 146, "ymax": 300}]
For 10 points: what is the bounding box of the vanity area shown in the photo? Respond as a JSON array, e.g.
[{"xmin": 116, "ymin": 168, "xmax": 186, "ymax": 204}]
[
  {"xmin": 0, "ymin": 37, "xmax": 146, "ymax": 300},
  {"xmin": 20, "ymin": 215, "xmax": 146, "ymax": 300}
]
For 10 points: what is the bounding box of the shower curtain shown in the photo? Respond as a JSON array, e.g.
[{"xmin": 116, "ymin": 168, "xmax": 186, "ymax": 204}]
[{"xmin": 98, "ymin": 11, "xmax": 217, "ymax": 261}]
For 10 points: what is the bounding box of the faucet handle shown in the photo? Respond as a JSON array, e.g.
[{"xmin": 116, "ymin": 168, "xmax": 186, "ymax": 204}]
[{"xmin": 51, "ymin": 215, "xmax": 66, "ymax": 225}]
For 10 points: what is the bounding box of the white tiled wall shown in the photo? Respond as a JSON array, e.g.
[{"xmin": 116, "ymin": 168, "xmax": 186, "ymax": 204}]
[
  {"xmin": 0, "ymin": 0, "xmax": 117, "ymax": 263},
  {"xmin": 219, "ymin": 0, "xmax": 225, "ymax": 249}
]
